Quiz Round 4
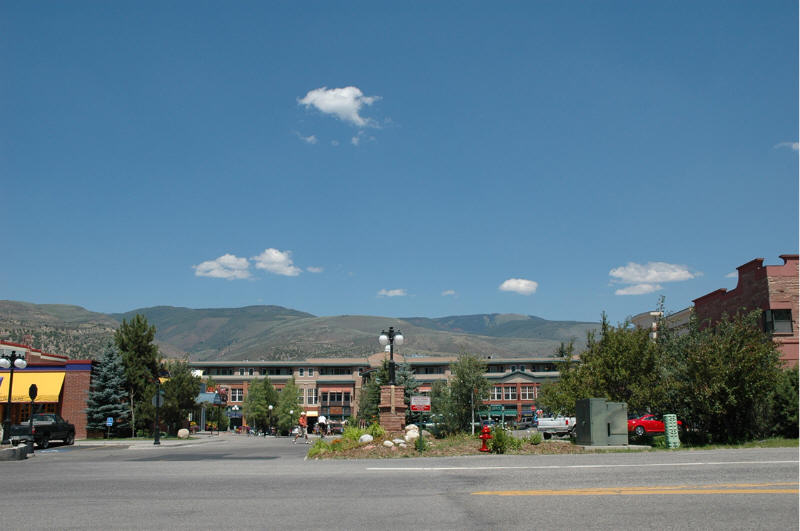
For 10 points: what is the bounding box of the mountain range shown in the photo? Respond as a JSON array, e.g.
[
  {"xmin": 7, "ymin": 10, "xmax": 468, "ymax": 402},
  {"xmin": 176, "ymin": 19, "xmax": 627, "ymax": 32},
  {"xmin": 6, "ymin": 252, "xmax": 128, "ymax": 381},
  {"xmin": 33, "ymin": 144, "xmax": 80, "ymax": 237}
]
[{"xmin": 0, "ymin": 300, "xmax": 598, "ymax": 361}]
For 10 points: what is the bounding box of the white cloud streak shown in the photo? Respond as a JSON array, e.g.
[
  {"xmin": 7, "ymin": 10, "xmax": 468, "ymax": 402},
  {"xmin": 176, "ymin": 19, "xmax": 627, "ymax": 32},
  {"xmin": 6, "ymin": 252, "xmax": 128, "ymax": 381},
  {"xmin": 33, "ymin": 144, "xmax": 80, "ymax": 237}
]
[
  {"xmin": 378, "ymin": 288, "xmax": 407, "ymax": 297},
  {"xmin": 307, "ymin": 266, "xmax": 324, "ymax": 273},
  {"xmin": 441, "ymin": 290, "xmax": 457, "ymax": 296},
  {"xmin": 251, "ymin": 248, "xmax": 301, "ymax": 276},
  {"xmin": 499, "ymin": 278, "xmax": 538, "ymax": 295},
  {"xmin": 193, "ymin": 254, "xmax": 251, "ymax": 280},
  {"xmin": 725, "ymin": 271, "xmax": 738, "ymax": 278},
  {"xmin": 615, "ymin": 283, "xmax": 662, "ymax": 296},
  {"xmin": 774, "ymin": 141, "xmax": 799, "ymax": 151},
  {"xmin": 298, "ymin": 86, "xmax": 379, "ymax": 127}
]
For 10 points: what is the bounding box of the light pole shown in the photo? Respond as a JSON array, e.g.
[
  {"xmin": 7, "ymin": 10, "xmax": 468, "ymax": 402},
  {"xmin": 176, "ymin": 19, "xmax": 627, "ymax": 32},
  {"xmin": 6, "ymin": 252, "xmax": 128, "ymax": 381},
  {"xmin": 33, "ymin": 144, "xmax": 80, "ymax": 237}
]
[
  {"xmin": 1, "ymin": 349, "xmax": 27, "ymax": 444},
  {"xmin": 378, "ymin": 327, "xmax": 404, "ymax": 385}
]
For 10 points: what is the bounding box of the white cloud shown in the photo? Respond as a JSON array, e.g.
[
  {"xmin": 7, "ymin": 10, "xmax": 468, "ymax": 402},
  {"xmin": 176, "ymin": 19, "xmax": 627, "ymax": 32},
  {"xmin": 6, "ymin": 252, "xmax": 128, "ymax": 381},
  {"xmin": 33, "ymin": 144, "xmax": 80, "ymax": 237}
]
[
  {"xmin": 193, "ymin": 254, "xmax": 251, "ymax": 280},
  {"xmin": 499, "ymin": 278, "xmax": 538, "ymax": 295},
  {"xmin": 441, "ymin": 289, "xmax": 457, "ymax": 296},
  {"xmin": 251, "ymin": 248, "xmax": 301, "ymax": 276},
  {"xmin": 298, "ymin": 86, "xmax": 379, "ymax": 127},
  {"xmin": 774, "ymin": 141, "xmax": 799, "ymax": 151},
  {"xmin": 725, "ymin": 271, "xmax": 738, "ymax": 278},
  {"xmin": 307, "ymin": 266, "xmax": 324, "ymax": 273},
  {"xmin": 295, "ymin": 132, "xmax": 318, "ymax": 144},
  {"xmin": 615, "ymin": 283, "xmax": 662, "ymax": 296},
  {"xmin": 609, "ymin": 262, "xmax": 697, "ymax": 284},
  {"xmin": 351, "ymin": 135, "xmax": 360, "ymax": 146},
  {"xmin": 378, "ymin": 288, "xmax": 407, "ymax": 297},
  {"xmin": 609, "ymin": 261, "xmax": 698, "ymax": 295}
]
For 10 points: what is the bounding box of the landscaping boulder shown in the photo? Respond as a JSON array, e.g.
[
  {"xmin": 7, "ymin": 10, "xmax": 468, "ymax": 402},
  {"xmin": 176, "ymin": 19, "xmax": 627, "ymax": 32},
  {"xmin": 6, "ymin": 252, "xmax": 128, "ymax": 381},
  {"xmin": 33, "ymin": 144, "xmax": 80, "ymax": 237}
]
[
  {"xmin": 177, "ymin": 428, "xmax": 190, "ymax": 439},
  {"xmin": 404, "ymin": 430, "xmax": 419, "ymax": 443},
  {"xmin": 392, "ymin": 438, "xmax": 405, "ymax": 445},
  {"xmin": 405, "ymin": 424, "xmax": 420, "ymax": 432},
  {"xmin": 383, "ymin": 440, "xmax": 394, "ymax": 448},
  {"xmin": 359, "ymin": 434, "xmax": 374, "ymax": 444}
]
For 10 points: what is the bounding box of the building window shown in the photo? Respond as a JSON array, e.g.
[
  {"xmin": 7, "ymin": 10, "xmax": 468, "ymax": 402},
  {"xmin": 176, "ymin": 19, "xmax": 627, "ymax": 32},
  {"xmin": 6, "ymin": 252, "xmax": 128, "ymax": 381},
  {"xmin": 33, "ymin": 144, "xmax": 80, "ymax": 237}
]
[
  {"xmin": 319, "ymin": 367, "xmax": 352, "ymax": 376},
  {"xmin": 299, "ymin": 368, "xmax": 304, "ymax": 376},
  {"xmin": 487, "ymin": 365, "xmax": 504, "ymax": 373},
  {"xmin": 307, "ymin": 388, "xmax": 318, "ymax": 405},
  {"xmin": 491, "ymin": 387, "xmax": 503, "ymax": 400},
  {"xmin": 521, "ymin": 386, "xmax": 536, "ymax": 400},
  {"xmin": 308, "ymin": 367, "xmax": 314, "ymax": 376},
  {"xmin": 504, "ymin": 386, "xmax": 517, "ymax": 400},
  {"xmin": 248, "ymin": 368, "xmax": 254, "ymax": 376},
  {"xmin": 231, "ymin": 389, "xmax": 244, "ymax": 402},
  {"xmin": 765, "ymin": 309, "xmax": 793, "ymax": 334},
  {"xmin": 238, "ymin": 368, "xmax": 245, "ymax": 376}
]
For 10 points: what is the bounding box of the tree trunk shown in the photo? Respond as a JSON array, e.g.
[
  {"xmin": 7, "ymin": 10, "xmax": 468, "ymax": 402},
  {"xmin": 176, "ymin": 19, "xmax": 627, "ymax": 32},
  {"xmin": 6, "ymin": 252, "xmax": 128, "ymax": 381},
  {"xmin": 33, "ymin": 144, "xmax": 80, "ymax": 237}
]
[{"xmin": 130, "ymin": 387, "xmax": 136, "ymax": 438}]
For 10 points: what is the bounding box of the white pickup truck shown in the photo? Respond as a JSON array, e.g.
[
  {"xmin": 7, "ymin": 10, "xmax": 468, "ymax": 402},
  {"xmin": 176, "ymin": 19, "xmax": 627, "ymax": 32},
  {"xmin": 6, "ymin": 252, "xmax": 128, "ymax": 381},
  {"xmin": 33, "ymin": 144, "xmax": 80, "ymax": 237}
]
[{"xmin": 536, "ymin": 416, "xmax": 576, "ymax": 439}]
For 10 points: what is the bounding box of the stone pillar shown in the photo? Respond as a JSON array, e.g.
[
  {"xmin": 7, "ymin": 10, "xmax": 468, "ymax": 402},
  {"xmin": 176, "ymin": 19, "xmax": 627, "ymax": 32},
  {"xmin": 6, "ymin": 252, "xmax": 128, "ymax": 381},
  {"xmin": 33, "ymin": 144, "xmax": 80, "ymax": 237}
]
[{"xmin": 378, "ymin": 385, "xmax": 407, "ymax": 433}]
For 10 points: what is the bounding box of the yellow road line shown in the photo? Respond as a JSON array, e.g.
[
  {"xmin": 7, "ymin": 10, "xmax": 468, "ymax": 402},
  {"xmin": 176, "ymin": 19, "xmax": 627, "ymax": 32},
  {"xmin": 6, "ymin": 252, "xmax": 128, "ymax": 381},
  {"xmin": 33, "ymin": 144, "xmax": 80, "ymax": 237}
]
[{"xmin": 473, "ymin": 482, "xmax": 799, "ymax": 497}]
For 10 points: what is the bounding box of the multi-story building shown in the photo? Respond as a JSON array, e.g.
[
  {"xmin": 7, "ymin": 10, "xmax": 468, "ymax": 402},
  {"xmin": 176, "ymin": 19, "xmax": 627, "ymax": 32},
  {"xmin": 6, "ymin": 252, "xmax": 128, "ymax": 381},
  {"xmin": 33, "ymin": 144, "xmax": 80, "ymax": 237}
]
[
  {"xmin": 633, "ymin": 255, "xmax": 798, "ymax": 367},
  {"xmin": 693, "ymin": 254, "xmax": 798, "ymax": 367},
  {"xmin": 0, "ymin": 341, "xmax": 95, "ymax": 439},
  {"xmin": 188, "ymin": 353, "xmax": 562, "ymax": 429}
]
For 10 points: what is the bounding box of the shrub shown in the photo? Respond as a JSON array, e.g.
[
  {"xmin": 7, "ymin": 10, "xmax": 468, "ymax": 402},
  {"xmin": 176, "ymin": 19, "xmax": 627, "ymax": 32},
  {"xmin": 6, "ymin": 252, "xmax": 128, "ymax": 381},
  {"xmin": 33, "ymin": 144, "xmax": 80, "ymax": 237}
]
[
  {"xmin": 488, "ymin": 425, "xmax": 513, "ymax": 454},
  {"xmin": 342, "ymin": 425, "xmax": 366, "ymax": 442},
  {"xmin": 527, "ymin": 432, "xmax": 543, "ymax": 445},
  {"xmin": 307, "ymin": 439, "xmax": 332, "ymax": 458},
  {"xmin": 366, "ymin": 422, "xmax": 386, "ymax": 438},
  {"xmin": 415, "ymin": 434, "xmax": 428, "ymax": 452},
  {"xmin": 651, "ymin": 435, "xmax": 667, "ymax": 449}
]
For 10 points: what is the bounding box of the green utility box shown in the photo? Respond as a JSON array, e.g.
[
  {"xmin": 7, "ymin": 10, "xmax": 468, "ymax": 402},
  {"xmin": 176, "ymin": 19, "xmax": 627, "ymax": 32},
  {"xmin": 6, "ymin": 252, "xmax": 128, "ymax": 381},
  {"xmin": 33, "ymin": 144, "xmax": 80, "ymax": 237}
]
[
  {"xmin": 663, "ymin": 414, "xmax": 680, "ymax": 448},
  {"xmin": 575, "ymin": 398, "xmax": 628, "ymax": 446}
]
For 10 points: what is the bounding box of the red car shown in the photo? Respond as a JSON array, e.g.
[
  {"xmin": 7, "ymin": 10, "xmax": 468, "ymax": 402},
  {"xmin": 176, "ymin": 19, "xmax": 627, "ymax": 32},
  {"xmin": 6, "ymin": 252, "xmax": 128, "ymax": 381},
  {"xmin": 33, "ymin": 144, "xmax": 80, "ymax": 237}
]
[{"xmin": 628, "ymin": 414, "xmax": 682, "ymax": 436}]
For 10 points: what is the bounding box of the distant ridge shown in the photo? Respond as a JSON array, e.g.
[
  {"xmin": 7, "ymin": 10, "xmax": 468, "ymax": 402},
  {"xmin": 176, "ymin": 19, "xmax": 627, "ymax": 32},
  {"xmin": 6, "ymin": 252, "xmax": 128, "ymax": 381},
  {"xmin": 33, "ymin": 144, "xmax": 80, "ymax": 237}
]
[{"xmin": 0, "ymin": 300, "xmax": 598, "ymax": 361}]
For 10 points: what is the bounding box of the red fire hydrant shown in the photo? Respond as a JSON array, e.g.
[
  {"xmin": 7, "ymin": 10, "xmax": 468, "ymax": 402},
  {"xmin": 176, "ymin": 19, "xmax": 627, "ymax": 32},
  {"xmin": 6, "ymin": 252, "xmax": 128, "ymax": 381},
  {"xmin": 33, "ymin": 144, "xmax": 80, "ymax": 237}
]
[{"xmin": 479, "ymin": 425, "xmax": 492, "ymax": 452}]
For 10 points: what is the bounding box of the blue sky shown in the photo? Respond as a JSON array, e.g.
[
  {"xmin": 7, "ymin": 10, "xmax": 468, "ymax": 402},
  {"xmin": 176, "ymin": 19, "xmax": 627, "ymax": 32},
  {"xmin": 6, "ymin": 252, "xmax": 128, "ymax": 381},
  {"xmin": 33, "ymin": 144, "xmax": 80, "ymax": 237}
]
[{"xmin": 1, "ymin": 2, "xmax": 797, "ymax": 324}]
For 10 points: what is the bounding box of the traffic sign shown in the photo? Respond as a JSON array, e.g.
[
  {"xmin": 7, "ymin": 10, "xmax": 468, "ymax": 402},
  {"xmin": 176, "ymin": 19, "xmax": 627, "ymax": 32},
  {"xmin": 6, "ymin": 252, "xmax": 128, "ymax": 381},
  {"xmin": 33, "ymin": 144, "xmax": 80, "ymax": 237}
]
[
  {"xmin": 410, "ymin": 395, "xmax": 431, "ymax": 412},
  {"xmin": 152, "ymin": 390, "xmax": 165, "ymax": 408},
  {"xmin": 106, "ymin": 417, "xmax": 114, "ymax": 427}
]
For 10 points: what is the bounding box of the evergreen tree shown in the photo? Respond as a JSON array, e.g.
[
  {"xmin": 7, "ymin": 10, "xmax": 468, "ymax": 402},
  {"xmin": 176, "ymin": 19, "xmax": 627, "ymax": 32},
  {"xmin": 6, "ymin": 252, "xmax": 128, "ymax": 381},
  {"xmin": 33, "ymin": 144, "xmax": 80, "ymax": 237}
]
[
  {"xmin": 160, "ymin": 359, "xmax": 201, "ymax": 435},
  {"xmin": 355, "ymin": 360, "xmax": 420, "ymax": 424},
  {"xmin": 85, "ymin": 342, "xmax": 130, "ymax": 435},
  {"xmin": 114, "ymin": 314, "xmax": 160, "ymax": 436}
]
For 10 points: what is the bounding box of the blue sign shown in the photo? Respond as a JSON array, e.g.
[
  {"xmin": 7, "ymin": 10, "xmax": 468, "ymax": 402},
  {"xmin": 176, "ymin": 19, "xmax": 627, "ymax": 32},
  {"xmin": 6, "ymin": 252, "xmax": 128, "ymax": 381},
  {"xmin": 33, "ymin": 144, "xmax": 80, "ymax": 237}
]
[{"xmin": 106, "ymin": 417, "xmax": 114, "ymax": 427}]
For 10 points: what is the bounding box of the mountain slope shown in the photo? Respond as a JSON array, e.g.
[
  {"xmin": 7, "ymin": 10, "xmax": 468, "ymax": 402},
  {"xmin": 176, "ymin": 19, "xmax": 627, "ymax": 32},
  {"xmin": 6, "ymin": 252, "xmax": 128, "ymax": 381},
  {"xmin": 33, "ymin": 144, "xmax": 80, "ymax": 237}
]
[{"xmin": 0, "ymin": 301, "xmax": 598, "ymax": 361}]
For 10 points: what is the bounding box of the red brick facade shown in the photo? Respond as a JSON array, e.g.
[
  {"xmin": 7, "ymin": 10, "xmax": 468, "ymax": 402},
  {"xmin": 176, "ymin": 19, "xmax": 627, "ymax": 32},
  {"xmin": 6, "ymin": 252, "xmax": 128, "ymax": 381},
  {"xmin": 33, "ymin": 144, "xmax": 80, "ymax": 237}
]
[
  {"xmin": 62, "ymin": 365, "xmax": 93, "ymax": 439},
  {"xmin": 693, "ymin": 255, "xmax": 799, "ymax": 367},
  {"xmin": 1, "ymin": 341, "xmax": 94, "ymax": 439}
]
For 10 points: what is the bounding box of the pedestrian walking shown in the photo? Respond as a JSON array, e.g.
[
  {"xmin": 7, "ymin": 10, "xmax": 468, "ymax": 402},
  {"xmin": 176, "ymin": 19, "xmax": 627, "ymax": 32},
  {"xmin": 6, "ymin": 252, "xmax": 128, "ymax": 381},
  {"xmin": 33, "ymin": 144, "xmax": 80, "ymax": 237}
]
[
  {"xmin": 293, "ymin": 412, "xmax": 308, "ymax": 444},
  {"xmin": 318, "ymin": 414, "xmax": 327, "ymax": 439}
]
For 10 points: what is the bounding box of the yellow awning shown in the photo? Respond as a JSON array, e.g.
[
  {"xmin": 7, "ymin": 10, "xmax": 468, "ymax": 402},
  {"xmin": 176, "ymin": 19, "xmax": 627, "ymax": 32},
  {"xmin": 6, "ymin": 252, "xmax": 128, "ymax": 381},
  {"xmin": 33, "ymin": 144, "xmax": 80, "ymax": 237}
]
[{"xmin": 0, "ymin": 372, "xmax": 65, "ymax": 403}]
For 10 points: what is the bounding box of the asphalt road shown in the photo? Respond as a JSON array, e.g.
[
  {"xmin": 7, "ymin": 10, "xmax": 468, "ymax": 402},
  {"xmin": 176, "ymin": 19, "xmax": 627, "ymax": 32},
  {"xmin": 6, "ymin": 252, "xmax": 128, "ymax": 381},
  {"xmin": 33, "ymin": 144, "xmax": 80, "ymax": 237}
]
[{"xmin": 2, "ymin": 435, "xmax": 798, "ymax": 530}]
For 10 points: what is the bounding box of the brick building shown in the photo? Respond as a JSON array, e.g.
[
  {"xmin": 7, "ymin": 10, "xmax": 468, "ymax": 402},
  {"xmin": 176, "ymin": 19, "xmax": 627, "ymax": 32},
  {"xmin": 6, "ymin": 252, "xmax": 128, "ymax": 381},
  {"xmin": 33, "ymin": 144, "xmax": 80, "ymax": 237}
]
[
  {"xmin": 0, "ymin": 341, "xmax": 94, "ymax": 439},
  {"xmin": 693, "ymin": 254, "xmax": 799, "ymax": 367},
  {"xmin": 189, "ymin": 354, "xmax": 562, "ymax": 429}
]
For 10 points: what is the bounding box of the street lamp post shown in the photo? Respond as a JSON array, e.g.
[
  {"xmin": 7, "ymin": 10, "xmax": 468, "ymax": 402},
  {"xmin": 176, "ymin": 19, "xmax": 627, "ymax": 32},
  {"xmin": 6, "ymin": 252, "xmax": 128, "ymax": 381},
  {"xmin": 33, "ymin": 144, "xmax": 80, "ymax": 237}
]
[
  {"xmin": 378, "ymin": 327, "xmax": 404, "ymax": 385},
  {"xmin": 1, "ymin": 349, "xmax": 27, "ymax": 445}
]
